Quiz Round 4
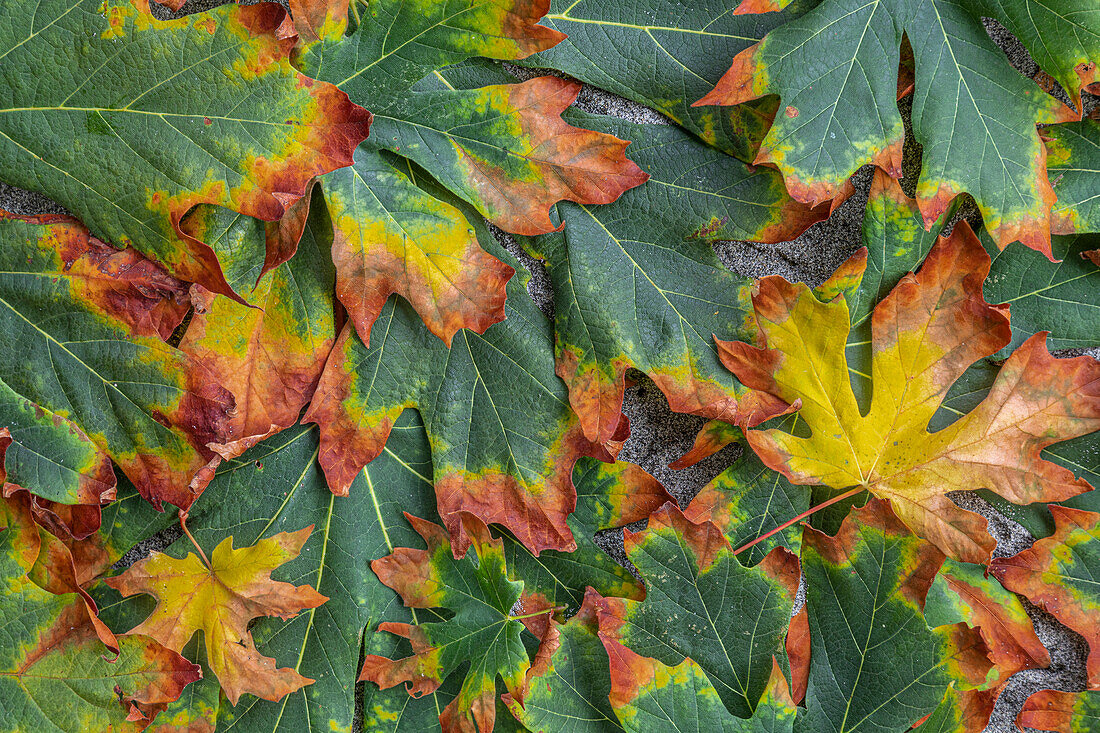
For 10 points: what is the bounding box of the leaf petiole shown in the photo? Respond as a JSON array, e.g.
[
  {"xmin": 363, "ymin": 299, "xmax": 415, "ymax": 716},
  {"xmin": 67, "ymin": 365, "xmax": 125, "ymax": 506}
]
[
  {"xmin": 178, "ymin": 509, "xmax": 212, "ymax": 568},
  {"xmin": 733, "ymin": 486, "xmax": 864, "ymax": 556},
  {"xmin": 508, "ymin": 606, "xmax": 566, "ymax": 621}
]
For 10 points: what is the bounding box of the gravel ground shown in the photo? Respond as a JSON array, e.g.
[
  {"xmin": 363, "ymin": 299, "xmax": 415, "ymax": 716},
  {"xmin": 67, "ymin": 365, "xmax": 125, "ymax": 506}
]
[{"xmin": 1, "ymin": 4, "xmax": 1093, "ymax": 731}]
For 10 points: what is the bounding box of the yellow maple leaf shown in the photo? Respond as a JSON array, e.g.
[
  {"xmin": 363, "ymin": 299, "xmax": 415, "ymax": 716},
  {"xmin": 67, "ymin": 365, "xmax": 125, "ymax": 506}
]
[
  {"xmin": 719, "ymin": 224, "xmax": 1100, "ymax": 563},
  {"xmin": 106, "ymin": 526, "xmax": 327, "ymax": 705}
]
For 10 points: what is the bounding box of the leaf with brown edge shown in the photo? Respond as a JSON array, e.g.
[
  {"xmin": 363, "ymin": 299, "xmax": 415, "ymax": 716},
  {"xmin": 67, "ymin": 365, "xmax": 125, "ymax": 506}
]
[
  {"xmin": 361, "ymin": 512, "xmax": 543, "ymax": 733},
  {"xmin": 0, "ymin": 494, "xmax": 201, "ymax": 732},
  {"xmin": 367, "ymin": 76, "xmax": 649, "ymax": 236},
  {"xmin": 696, "ymin": 0, "xmax": 1086, "ymax": 255},
  {"xmin": 599, "ymin": 600, "xmax": 798, "ymax": 733},
  {"xmin": 526, "ymin": 110, "xmax": 813, "ymax": 445},
  {"xmin": 1017, "ymin": 689, "xmax": 1100, "ymax": 733},
  {"xmin": 504, "ymin": 588, "xmax": 624, "ymax": 732},
  {"xmin": 322, "ymin": 147, "xmax": 513, "ymax": 346},
  {"xmin": 798, "ymin": 498, "xmax": 995, "ymax": 732},
  {"xmin": 104, "ymin": 526, "xmax": 327, "ymax": 705},
  {"xmin": 597, "ymin": 502, "xmax": 799, "ymax": 719},
  {"xmin": 718, "ymin": 221, "xmax": 1100, "ymax": 563},
  {"xmin": 1047, "ymin": 119, "xmax": 1100, "ymax": 235},
  {"xmin": 991, "ymin": 505, "xmax": 1100, "ymax": 689},
  {"xmin": 305, "ymin": 199, "xmax": 608, "ymax": 556},
  {"xmin": 0, "ymin": 213, "xmax": 234, "ymax": 511},
  {"xmin": 179, "ymin": 187, "xmax": 336, "ymax": 459},
  {"xmin": 786, "ymin": 607, "xmax": 809, "ymax": 705},
  {"xmin": 503, "ymin": 458, "xmax": 675, "ymax": 616},
  {"xmin": 0, "ymin": 0, "xmax": 371, "ymax": 300},
  {"xmin": 3, "ymin": 489, "xmax": 116, "ymax": 653},
  {"xmin": 924, "ymin": 558, "xmax": 1050, "ymax": 691}
]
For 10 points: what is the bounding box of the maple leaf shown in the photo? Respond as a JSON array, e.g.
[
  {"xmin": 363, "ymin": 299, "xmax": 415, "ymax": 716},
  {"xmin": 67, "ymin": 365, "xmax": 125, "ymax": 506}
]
[
  {"xmin": 531, "ymin": 111, "xmax": 819, "ymax": 445},
  {"xmin": 179, "ymin": 189, "xmax": 337, "ymax": 458},
  {"xmin": 366, "ymin": 76, "xmax": 649, "ymax": 236},
  {"xmin": 94, "ymin": 412, "xmax": 450, "ymax": 732},
  {"xmin": 105, "ymin": 526, "xmax": 328, "ymax": 705},
  {"xmin": 1047, "ymin": 118, "xmax": 1100, "ymax": 235},
  {"xmin": 305, "ymin": 207, "xmax": 609, "ymax": 556},
  {"xmin": 1, "ymin": 494, "xmax": 201, "ymax": 731},
  {"xmin": 0, "ymin": 213, "xmax": 234, "ymax": 511},
  {"xmin": 991, "ymin": 505, "xmax": 1100, "ymax": 689},
  {"xmin": 503, "ymin": 457, "xmax": 674, "ymax": 613},
  {"xmin": 924, "ymin": 558, "xmax": 1050, "ymax": 690},
  {"xmin": 719, "ymin": 215, "xmax": 1100, "ymax": 563},
  {"xmin": 322, "ymin": 147, "xmax": 514, "ymax": 346},
  {"xmin": 600, "ymin": 614, "xmax": 798, "ymax": 732},
  {"xmin": 360, "ymin": 512, "xmax": 544, "ymax": 733},
  {"xmin": 0, "ymin": 0, "xmax": 370, "ymax": 299},
  {"xmin": 290, "ymin": 10, "xmax": 646, "ymax": 342},
  {"xmin": 517, "ymin": 0, "xmax": 819, "ymax": 162},
  {"xmin": 696, "ymin": 0, "xmax": 1095, "ymax": 255},
  {"xmin": 796, "ymin": 498, "xmax": 993, "ymax": 732},
  {"xmin": 597, "ymin": 503, "xmax": 799, "ymax": 719},
  {"xmin": 1017, "ymin": 689, "xmax": 1100, "ymax": 733}
]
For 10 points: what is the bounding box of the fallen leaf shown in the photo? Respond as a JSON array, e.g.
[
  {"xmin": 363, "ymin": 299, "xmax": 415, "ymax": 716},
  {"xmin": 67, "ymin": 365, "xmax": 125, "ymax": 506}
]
[
  {"xmin": 306, "ymin": 205, "xmax": 608, "ymax": 556},
  {"xmin": 361, "ymin": 512, "xmax": 541, "ymax": 733},
  {"xmin": 105, "ymin": 526, "xmax": 327, "ymax": 705},
  {"xmin": 180, "ymin": 189, "xmax": 336, "ymax": 458},
  {"xmin": 0, "ymin": 213, "xmax": 234, "ymax": 510},
  {"xmin": 536, "ymin": 111, "xmax": 816, "ymax": 444},
  {"xmin": 0, "ymin": 0, "xmax": 370, "ymax": 298},
  {"xmin": 597, "ymin": 503, "xmax": 799, "ymax": 718},
  {"xmin": 697, "ymin": 0, "xmax": 1091, "ymax": 254},
  {"xmin": 992, "ymin": 505, "xmax": 1100, "ymax": 688},
  {"xmin": 719, "ymin": 219, "xmax": 1100, "ymax": 563},
  {"xmin": 797, "ymin": 498, "xmax": 993, "ymax": 731}
]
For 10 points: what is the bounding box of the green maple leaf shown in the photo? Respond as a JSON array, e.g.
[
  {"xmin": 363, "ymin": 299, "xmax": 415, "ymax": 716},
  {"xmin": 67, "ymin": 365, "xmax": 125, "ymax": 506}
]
[
  {"xmin": 304, "ymin": 189, "xmax": 607, "ymax": 556},
  {"xmin": 361, "ymin": 512, "xmax": 539, "ymax": 733},
  {"xmin": 796, "ymin": 499, "xmax": 994, "ymax": 732},
  {"xmin": 504, "ymin": 590, "xmax": 625, "ymax": 732},
  {"xmin": 597, "ymin": 503, "xmax": 799, "ymax": 719},
  {"xmin": 517, "ymin": 0, "xmax": 821, "ymax": 162},
  {"xmin": 0, "ymin": 213, "xmax": 233, "ymax": 513},
  {"xmin": 0, "ymin": 0, "xmax": 370, "ymax": 298},
  {"xmin": 528, "ymin": 111, "xmax": 820, "ymax": 445},
  {"xmin": 698, "ymin": 0, "xmax": 1098, "ymax": 255}
]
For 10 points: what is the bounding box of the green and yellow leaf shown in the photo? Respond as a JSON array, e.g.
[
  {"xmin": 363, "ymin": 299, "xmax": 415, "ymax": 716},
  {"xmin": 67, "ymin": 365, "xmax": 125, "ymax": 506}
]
[
  {"xmin": 719, "ymin": 220, "xmax": 1100, "ymax": 563},
  {"xmin": 105, "ymin": 527, "xmax": 328, "ymax": 705},
  {"xmin": 0, "ymin": 213, "xmax": 234, "ymax": 511},
  {"xmin": 0, "ymin": 0, "xmax": 371, "ymax": 297}
]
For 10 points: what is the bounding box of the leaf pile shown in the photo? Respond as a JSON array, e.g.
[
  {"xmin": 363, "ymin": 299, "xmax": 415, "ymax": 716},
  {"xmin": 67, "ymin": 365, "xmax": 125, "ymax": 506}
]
[{"xmin": 0, "ymin": 0, "xmax": 1099, "ymax": 730}]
